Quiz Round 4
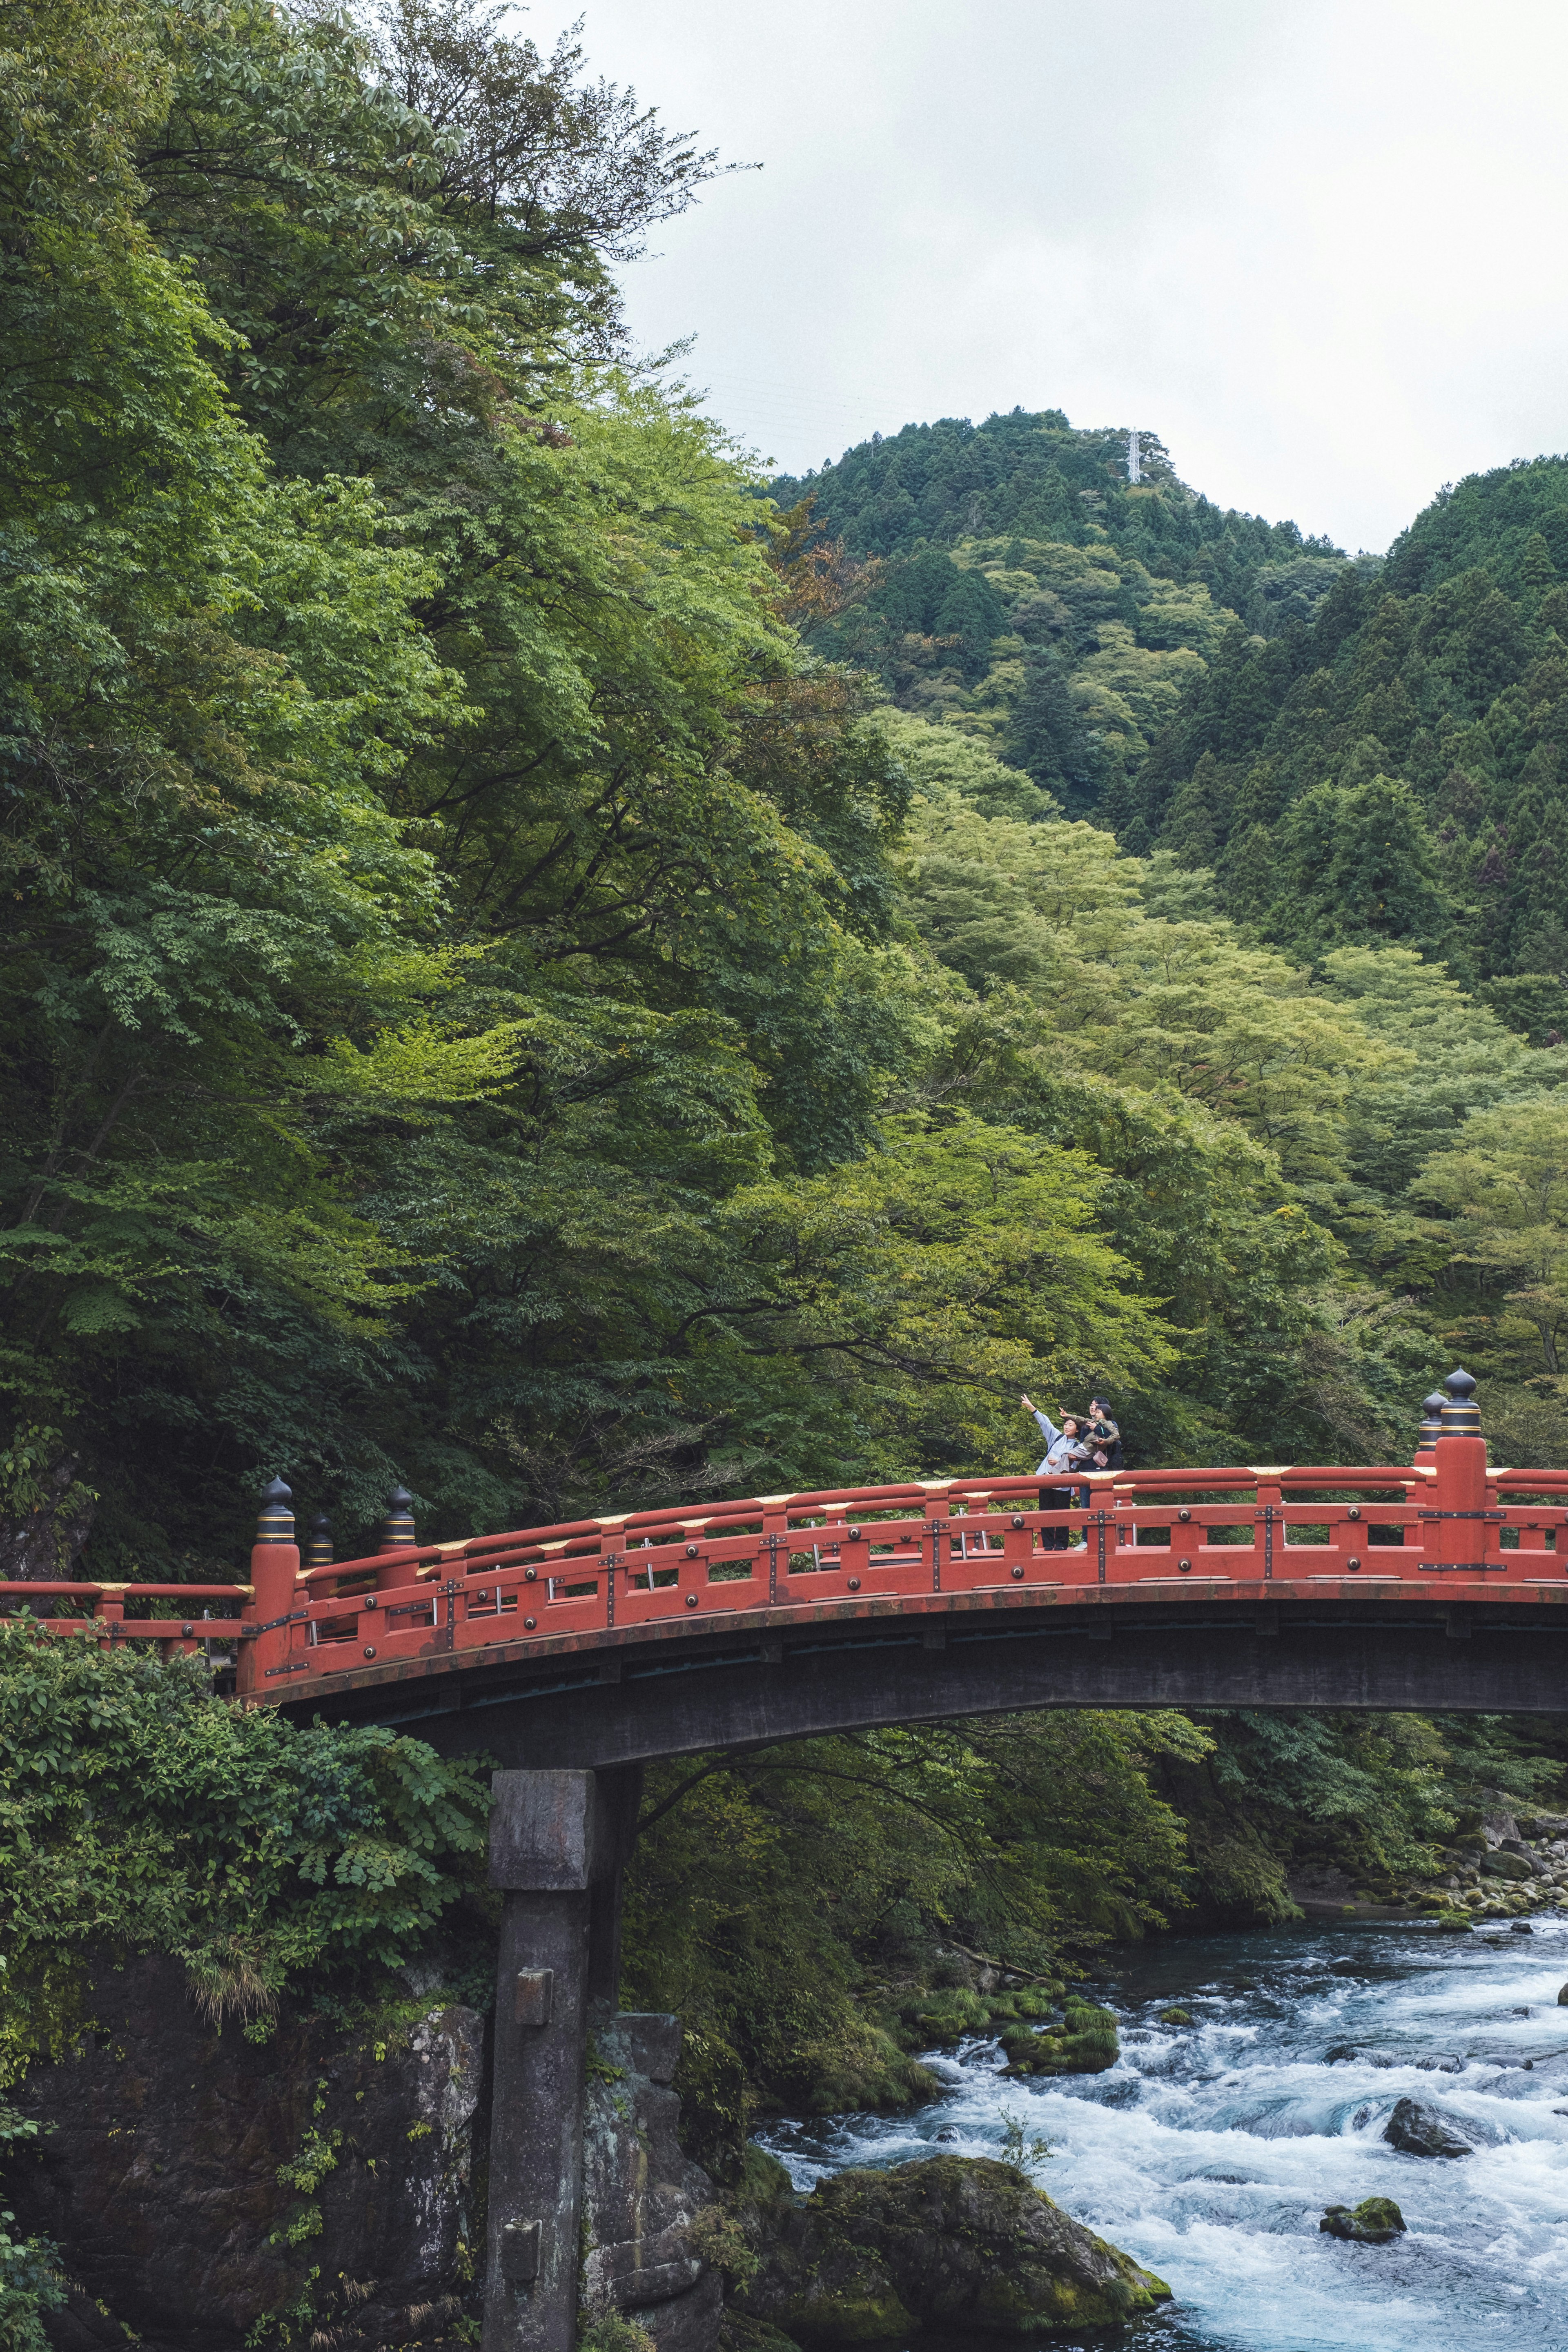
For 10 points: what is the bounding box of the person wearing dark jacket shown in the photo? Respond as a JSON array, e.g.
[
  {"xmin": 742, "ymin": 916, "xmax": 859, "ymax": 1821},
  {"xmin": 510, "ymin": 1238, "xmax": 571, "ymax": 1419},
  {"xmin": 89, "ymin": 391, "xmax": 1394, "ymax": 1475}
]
[
  {"xmin": 1085, "ymin": 1397, "xmax": 1122, "ymax": 1469},
  {"xmin": 1075, "ymin": 1396, "xmax": 1121, "ymax": 1506}
]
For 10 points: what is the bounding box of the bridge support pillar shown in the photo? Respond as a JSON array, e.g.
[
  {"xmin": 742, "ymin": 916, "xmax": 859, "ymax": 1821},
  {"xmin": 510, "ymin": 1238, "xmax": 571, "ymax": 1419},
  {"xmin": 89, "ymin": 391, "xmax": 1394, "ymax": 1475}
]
[{"xmin": 481, "ymin": 1764, "xmax": 642, "ymax": 2352}]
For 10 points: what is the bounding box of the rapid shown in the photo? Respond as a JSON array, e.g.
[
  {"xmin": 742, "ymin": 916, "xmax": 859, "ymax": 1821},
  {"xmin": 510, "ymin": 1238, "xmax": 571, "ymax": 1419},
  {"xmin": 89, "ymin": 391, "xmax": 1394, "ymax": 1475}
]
[{"xmin": 760, "ymin": 1918, "xmax": 1568, "ymax": 2352}]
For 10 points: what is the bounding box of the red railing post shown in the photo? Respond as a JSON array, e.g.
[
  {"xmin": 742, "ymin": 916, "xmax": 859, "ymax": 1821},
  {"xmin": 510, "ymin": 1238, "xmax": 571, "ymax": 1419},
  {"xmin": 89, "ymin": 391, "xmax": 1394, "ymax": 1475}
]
[
  {"xmin": 1432, "ymin": 1370, "xmax": 1487, "ymax": 1569},
  {"xmin": 241, "ymin": 1479, "xmax": 299, "ymax": 1693}
]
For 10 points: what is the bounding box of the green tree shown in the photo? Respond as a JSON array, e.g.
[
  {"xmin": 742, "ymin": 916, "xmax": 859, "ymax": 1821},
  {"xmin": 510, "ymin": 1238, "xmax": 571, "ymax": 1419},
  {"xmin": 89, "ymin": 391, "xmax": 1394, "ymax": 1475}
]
[
  {"xmin": 1267, "ymin": 777, "xmax": 1457, "ymax": 961},
  {"xmin": 1002, "ymin": 650, "xmax": 1097, "ymax": 809},
  {"xmin": 1411, "ymin": 1097, "xmax": 1568, "ymax": 1376}
]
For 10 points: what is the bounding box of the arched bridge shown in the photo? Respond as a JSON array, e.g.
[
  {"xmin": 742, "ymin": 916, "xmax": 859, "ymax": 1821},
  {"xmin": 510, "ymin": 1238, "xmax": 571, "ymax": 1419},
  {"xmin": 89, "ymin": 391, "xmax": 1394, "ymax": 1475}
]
[
  {"xmin": 14, "ymin": 1376, "xmax": 1568, "ymax": 1768},
  {"xmin": 13, "ymin": 1372, "xmax": 1568, "ymax": 2352}
]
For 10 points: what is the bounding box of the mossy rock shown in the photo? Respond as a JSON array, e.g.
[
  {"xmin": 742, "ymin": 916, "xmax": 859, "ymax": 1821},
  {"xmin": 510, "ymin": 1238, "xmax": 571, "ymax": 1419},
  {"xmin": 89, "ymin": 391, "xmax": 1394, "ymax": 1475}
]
[
  {"xmin": 1005, "ymin": 2026, "xmax": 1118, "ymax": 2078},
  {"xmin": 720, "ymin": 2317, "xmax": 805, "ymax": 2352},
  {"xmin": 907, "ymin": 1989, "xmax": 993, "ymax": 2043},
  {"xmin": 740, "ymin": 2142, "xmax": 797, "ymax": 2209},
  {"xmin": 737, "ymin": 2156, "xmax": 1171, "ymax": 2344},
  {"xmin": 1159, "ymin": 2007, "xmax": 1195, "ymax": 2026},
  {"xmin": 1432, "ymin": 1912, "xmax": 1474, "ymax": 1933},
  {"xmin": 993, "ymin": 2001, "xmax": 1123, "ymax": 2076},
  {"xmin": 793, "ymin": 2018, "xmax": 944, "ymax": 2114},
  {"xmin": 1320, "ymin": 2197, "xmax": 1405, "ymax": 2244},
  {"xmin": 1483, "ymin": 1851, "xmax": 1535, "ymax": 1881},
  {"xmin": 1009, "ymin": 1987, "xmax": 1060, "ymax": 2020},
  {"xmin": 1063, "ymin": 2000, "xmax": 1118, "ymax": 2029}
]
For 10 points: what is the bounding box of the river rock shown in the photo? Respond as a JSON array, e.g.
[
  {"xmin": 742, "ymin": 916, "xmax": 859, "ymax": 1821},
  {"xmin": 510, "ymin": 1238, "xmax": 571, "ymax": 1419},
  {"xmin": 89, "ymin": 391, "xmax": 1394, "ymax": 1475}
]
[
  {"xmin": 1321, "ymin": 2197, "xmax": 1405, "ymax": 2243},
  {"xmin": 735, "ymin": 2156, "xmax": 1171, "ymax": 2343},
  {"xmin": 1159, "ymin": 2007, "xmax": 1194, "ymax": 2026},
  {"xmin": 581, "ymin": 2015, "xmax": 723, "ymax": 2352},
  {"xmin": 1383, "ymin": 2097, "xmax": 1473, "ymax": 2157}
]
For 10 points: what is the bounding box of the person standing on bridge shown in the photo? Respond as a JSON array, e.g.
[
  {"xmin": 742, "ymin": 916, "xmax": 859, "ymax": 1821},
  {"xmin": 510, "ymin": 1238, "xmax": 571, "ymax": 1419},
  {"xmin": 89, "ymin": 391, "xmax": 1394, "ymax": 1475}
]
[
  {"xmin": 1078, "ymin": 1395, "xmax": 1122, "ymax": 1504},
  {"xmin": 1021, "ymin": 1395, "xmax": 1090, "ymax": 1550},
  {"xmin": 1086, "ymin": 1397, "xmax": 1122, "ymax": 1471}
]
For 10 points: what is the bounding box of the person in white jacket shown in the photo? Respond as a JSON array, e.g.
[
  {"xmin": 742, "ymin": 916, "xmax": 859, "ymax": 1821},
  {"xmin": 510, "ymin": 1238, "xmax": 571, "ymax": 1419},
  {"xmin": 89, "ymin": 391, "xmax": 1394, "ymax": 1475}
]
[{"xmin": 1021, "ymin": 1394, "xmax": 1088, "ymax": 1550}]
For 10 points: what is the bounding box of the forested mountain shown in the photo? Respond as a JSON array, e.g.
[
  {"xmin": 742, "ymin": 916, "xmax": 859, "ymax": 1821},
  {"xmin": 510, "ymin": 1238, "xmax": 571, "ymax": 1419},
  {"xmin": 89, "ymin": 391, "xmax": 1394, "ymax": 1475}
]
[
  {"xmin": 772, "ymin": 413, "xmax": 1359, "ymax": 816},
  {"xmin": 1129, "ymin": 461, "xmax": 1568, "ymax": 1006}
]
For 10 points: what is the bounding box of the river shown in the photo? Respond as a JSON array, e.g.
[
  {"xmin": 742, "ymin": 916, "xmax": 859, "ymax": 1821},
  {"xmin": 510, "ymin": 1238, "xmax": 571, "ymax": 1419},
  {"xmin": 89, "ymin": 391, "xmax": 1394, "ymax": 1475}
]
[{"xmin": 758, "ymin": 1918, "xmax": 1568, "ymax": 2352}]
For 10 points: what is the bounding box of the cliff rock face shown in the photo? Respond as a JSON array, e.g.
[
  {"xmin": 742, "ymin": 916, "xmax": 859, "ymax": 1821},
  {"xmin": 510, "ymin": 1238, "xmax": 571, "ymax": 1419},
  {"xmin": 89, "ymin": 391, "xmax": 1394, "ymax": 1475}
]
[
  {"xmin": 581, "ymin": 2014, "xmax": 722, "ymax": 2352},
  {"xmin": 10, "ymin": 1953, "xmax": 482, "ymax": 2352},
  {"xmin": 735, "ymin": 2155, "xmax": 1171, "ymax": 2343}
]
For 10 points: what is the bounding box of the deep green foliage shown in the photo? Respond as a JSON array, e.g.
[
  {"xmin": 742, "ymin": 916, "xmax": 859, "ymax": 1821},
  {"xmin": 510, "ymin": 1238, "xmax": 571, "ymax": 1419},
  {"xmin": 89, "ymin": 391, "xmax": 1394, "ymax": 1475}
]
[
  {"xmin": 621, "ymin": 1712, "xmax": 1206, "ymax": 2149},
  {"xmin": 0, "ymin": 1626, "xmax": 488, "ymax": 2082},
  {"xmin": 0, "ymin": 2085, "xmax": 60, "ymax": 2352}
]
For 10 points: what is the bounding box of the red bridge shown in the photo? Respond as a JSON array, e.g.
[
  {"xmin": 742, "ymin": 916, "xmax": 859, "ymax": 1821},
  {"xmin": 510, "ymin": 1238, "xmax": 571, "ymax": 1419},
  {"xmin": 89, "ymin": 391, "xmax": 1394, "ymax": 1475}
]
[
  {"xmin": 13, "ymin": 1371, "xmax": 1568, "ymax": 2352},
  {"xmin": 9, "ymin": 1375, "xmax": 1568, "ymax": 1764}
]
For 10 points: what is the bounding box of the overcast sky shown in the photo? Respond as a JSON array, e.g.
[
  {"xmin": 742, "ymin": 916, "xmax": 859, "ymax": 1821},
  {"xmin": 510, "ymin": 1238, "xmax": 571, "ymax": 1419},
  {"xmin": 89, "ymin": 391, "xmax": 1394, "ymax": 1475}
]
[{"xmin": 531, "ymin": 1, "xmax": 1568, "ymax": 555}]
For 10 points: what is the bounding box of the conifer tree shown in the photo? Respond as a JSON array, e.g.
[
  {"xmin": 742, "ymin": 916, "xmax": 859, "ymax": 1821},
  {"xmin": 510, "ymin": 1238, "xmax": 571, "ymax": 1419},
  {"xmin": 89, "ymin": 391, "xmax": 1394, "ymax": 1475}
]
[
  {"xmin": 1222, "ymin": 822, "xmax": 1277, "ymax": 920},
  {"xmin": 1268, "ymin": 777, "xmax": 1456, "ymax": 960},
  {"xmin": 1160, "ymin": 751, "xmax": 1228, "ymax": 869},
  {"xmin": 1002, "ymin": 648, "xmax": 1098, "ymax": 811},
  {"xmin": 1521, "ymin": 530, "xmax": 1557, "ymax": 603}
]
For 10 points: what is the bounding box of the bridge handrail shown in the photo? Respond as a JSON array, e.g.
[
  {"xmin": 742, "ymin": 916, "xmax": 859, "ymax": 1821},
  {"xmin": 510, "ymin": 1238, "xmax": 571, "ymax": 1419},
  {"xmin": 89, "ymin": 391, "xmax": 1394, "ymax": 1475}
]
[
  {"xmin": 289, "ymin": 1465, "xmax": 1458, "ymax": 1591},
  {"xmin": 221, "ymin": 1412, "xmax": 1568, "ymax": 1697},
  {"xmin": 13, "ymin": 1396, "xmax": 1562, "ymax": 1698}
]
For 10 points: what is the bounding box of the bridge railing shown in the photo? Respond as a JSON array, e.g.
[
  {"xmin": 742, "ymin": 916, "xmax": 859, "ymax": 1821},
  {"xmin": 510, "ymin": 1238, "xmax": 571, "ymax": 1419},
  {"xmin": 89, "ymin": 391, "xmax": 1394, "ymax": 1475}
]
[
  {"xmin": 225, "ymin": 1373, "xmax": 1567, "ymax": 1693},
  {"xmin": 0, "ymin": 1584, "xmax": 254, "ymax": 1659},
  {"xmin": 7, "ymin": 1371, "xmax": 1561, "ymax": 1696}
]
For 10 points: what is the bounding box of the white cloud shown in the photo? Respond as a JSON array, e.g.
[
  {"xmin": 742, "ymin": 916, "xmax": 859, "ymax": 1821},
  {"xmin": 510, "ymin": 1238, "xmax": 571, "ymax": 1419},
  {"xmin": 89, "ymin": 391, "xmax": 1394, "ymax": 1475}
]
[{"xmin": 534, "ymin": 0, "xmax": 1568, "ymax": 550}]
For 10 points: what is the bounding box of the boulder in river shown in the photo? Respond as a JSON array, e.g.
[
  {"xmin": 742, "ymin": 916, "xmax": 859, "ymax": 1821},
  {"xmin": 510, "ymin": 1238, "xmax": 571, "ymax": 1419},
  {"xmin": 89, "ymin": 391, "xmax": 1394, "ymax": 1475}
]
[
  {"xmin": 1321, "ymin": 2198, "xmax": 1406, "ymax": 2244},
  {"xmin": 1002, "ymin": 2000, "xmax": 1119, "ymax": 2076},
  {"xmin": 735, "ymin": 2156, "xmax": 1171, "ymax": 2343},
  {"xmin": 1558, "ymin": 1982, "xmax": 1568, "ymax": 2006},
  {"xmin": 1383, "ymin": 2096, "xmax": 1474, "ymax": 2157},
  {"xmin": 1159, "ymin": 2007, "xmax": 1194, "ymax": 2026}
]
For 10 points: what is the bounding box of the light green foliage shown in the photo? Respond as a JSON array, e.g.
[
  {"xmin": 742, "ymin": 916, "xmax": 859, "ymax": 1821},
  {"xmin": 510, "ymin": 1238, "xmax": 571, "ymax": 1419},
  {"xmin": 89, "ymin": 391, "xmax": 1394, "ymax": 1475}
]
[
  {"xmin": 998, "ymin": 2108, "xmax": 1055, "ymax": 2175},
  {"xmin": 1411, "ymin": 1096, "xmax": 1568, "ymax": 1378},
  {"xmin": 874, "ymin": 708, "xmax": 1055, "ymax": 822},
  {"xmin": 577, "ymin": 2318, "xmax": 657, "ymax": 2352},
  {"xmin": 0, "ymin": 1628, "xmax": 488, "ymax": 2083}
]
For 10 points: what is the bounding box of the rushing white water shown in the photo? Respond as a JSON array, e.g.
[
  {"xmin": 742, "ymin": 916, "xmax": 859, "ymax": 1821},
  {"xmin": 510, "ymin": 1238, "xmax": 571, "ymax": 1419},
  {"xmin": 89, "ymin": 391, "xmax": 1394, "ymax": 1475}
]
[{"xmin": 758, "ymin": 1920, "xmax": 1568, "ymax": 2352}]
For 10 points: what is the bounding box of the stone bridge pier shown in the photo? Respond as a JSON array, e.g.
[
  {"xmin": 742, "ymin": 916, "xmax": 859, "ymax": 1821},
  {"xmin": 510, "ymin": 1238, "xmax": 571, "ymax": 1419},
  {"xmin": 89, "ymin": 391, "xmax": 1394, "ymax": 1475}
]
[{"xmin": 481, "ymin": 1763, "xmax": 650, "ymax": 2352}]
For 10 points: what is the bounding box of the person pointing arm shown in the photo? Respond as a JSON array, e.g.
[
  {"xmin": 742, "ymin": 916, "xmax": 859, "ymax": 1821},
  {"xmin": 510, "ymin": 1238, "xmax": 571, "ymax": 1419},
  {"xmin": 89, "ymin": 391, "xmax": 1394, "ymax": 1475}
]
[{"xmin": 1020, "ymin": 1392, "xmax": 1059, "ymax": 1474}]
